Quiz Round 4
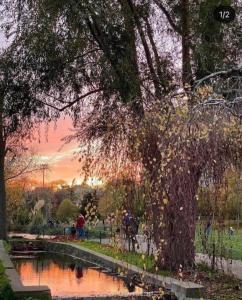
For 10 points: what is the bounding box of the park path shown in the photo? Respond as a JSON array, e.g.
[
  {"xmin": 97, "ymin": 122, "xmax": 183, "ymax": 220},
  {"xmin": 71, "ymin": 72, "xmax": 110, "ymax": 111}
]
[{"xmin": 92, "ymin": 235, "xmax": 242, "ymax": 280}]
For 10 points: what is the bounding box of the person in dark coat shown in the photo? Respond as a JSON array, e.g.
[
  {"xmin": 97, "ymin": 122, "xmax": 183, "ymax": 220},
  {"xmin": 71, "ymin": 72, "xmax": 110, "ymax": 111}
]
[{"xmin": 76, "ymin": 214, "xmax": 85, "ymax": 241}]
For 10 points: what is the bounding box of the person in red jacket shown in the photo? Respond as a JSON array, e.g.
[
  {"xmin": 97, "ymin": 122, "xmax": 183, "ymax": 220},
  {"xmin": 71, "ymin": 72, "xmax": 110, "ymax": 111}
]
[{"xmin": 76, "ymin": 214, "xmax": 85, "ymax": 241}]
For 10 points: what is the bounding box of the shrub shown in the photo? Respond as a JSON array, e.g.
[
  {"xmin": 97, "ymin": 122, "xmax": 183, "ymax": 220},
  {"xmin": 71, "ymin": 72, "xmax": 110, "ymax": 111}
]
[
  {"xmin": 28, "ymin": 212, "xmax": 45, "ymax": 234},
  {"xmin": 0, "ymin": 261, "xmax": 15, "ymax": 300},
  {"xmin": 56, "ymin": 199, "xmax": 79, "ymax": 223}
]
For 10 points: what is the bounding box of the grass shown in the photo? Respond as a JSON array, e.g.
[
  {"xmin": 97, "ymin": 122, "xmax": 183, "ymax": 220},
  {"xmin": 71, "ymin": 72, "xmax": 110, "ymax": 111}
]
[
  {"xmin": 196, "ymin": 226, "xmax": 242, "ymax": 260},
  {"xmin": 71, "ymin": 240, "xmax": 171, "ymax": 276},
  {"xmin": 87, "ymin": 221, "xmax": 242, "ymax": 261}
]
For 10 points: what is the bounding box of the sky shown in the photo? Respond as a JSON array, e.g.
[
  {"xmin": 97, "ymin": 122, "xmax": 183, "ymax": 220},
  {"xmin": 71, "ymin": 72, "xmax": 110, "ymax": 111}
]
[{"xmin": 29, "ymin": 117, "xmax": 84, "ymax": 185}]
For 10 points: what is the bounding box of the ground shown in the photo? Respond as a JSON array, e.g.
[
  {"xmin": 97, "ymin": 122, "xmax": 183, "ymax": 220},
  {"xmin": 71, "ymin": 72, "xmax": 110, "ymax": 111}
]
[{"xmin": 184, "ymin": 263, "xmax": 242, "ymax": 300}]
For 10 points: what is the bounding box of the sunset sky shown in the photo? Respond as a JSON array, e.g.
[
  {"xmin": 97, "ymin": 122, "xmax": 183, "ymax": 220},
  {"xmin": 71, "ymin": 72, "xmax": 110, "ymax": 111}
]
[{"xmin": 29, "ymin": 116, "xmax": 83, "ymax": 185}]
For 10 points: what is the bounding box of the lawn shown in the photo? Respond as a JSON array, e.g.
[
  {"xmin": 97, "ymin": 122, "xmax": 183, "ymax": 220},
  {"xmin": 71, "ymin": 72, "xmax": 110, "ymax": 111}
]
[
  {"xmin": 196, "ymin": 225, "xmax": 242, "ymax": 260},
  {"xmin": 84, "ymin": 221, "xmax": 242, "ymax": 261},
  {"xmin": 71, "ymin": 240, "xmax": 170, "ymax": 275}
]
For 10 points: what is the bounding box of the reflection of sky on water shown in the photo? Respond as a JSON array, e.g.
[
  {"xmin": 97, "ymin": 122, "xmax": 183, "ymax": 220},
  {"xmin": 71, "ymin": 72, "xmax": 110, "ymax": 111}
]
[{"xmin": 13, "ymin": 254, "xmax": 143, "ymax": 297}]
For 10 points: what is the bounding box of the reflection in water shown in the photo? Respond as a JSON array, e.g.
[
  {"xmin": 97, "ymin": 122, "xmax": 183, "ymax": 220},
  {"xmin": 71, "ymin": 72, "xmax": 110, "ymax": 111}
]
[
  {"xmin": 69, "ymin": 263, "xmax": 75, "ymax": 272},
  {"xmin": 13, "ymin": 254, "xmax": 143, "ymax": 297},
  {"xmin": 75, "ymin": 263, "xmax": 83, "ymax": 279},
  {"xmin": 125, "ymin": 280, "xmax": 136, "ymax": 293}
]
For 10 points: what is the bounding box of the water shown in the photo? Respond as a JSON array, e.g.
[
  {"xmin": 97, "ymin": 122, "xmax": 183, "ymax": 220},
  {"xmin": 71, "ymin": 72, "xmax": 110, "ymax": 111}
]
[{"xmin": 13, "ymin": 253, "xmax": 143, "ymax": 298}]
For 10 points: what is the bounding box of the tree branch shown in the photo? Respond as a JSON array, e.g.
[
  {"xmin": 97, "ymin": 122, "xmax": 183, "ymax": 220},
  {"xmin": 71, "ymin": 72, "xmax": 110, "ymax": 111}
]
[
  {"xmin": 127, "ymin": 0, "xmax": 162, "ymax": 97},
  {"xmin": 193, "ymin": 68, "xmax": 242, "ymax": 90},
  {"xmin": 153, "ymin": 0, "xmax": 181, "ymax": 35},
  {"xmin": 59, "ymin": 88, "xmax": 102, "ymax": 111},
  {"xmin": 36, "ymin": 88, "xmax": 102, "ymax": 112},
  {"xmin": 5, "ymin": 159, "xmax": 33, "ymax": 181}
]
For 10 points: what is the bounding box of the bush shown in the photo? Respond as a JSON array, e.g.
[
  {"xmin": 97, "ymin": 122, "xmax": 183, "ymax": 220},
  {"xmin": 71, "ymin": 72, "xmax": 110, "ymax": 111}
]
[
  {"xmin": 0, "ymin": 283, "xmax": 15, "ymax": 300},
  {"xmin": 56, "ymin": 199, "xmax": 79, "ymax": 223},
  {"xmin": 41, "ymin": 226, "xmax": 64, "ymax": 236},
  {"xmin": 28, "ymin": 212, "xmax": 45, "ymax": 234},
  {"xmin": 0, "ymin": 261, "xmax": 15, "ymax": 300}
]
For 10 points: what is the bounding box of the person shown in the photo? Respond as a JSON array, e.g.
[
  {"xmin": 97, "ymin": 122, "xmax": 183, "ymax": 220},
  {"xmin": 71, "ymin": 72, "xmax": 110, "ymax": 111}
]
[
  {"xmin": 204, "ymin": 220, "xmax": 212, "ymax": 237},
  {"xmin": 48, "ymin": 219, "xmax": 54, "ymax": 227},
  {"xmin": 70, "ymin": 223, "xmax": 76, "ymax": 240},
  {"xmin": 76, "ymin": 214, "xmax": 85, "ymax": 241},
  {"xmin": 123, "ymin": 211, "xmax": 131, "ymax": 237},
  {"xmin": 228, "ymin": 226, "xmax": 235, "ymax": 236},
  {"xmin": 128, "ymin": 216, "xmax": 139, "ymax": 252}
]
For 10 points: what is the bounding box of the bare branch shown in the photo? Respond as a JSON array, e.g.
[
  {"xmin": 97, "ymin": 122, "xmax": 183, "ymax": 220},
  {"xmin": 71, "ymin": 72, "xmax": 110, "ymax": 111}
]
[
  {"xmin": 59, "ymin": 88, "xmax": 102, "ymax": 111},
  {"xmin": 194, "ymin": 68, "xmax": 242, "ymax": 90},
  {"xmin": 36, "ymin": 88, "xmax": 102, "ymax": 112},
  {"xmin": 34, "ymin": 99, "xmax": 62, "ymax": 111},
  {"xmin": 5, "ymin": 160, "xmax": 32, "ymax": 181}
]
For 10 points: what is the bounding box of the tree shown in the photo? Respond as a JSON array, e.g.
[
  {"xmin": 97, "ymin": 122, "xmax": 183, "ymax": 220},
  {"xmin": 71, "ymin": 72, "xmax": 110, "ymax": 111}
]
[
  {"xmin": 0, "ymin": 0, "xmax": 72, "ymax": 238},
  {"xmin": 6, "ymin": 183, "xmax": 25, "ymax": 228},
  {"xmin": 0, "ymin": 52, "xmax": 47, "ymax": 239},
  {"xmin": 4, "ymin": 0, "xmax": 241, "ymax": 269},
  {"xmin": 198, "ymin": 169, "xmax": 242, "ymax": 220},
  {"xmin": 98, "ymin": 180, "xmax": 125, "ymax": 218},
  {"xmin": 56, "ymin": 199, "xmax": 79, "ymax": 223}
]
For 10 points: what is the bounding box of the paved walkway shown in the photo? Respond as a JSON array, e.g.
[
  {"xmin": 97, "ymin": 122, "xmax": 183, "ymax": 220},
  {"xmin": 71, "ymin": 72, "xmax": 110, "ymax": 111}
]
[
  {"xmin": 8, "ymin": 232, "xmax": 56, "ymax": 240},
  {"xmin": 93, "ymin": 235, "xmax": 242, "ymax": 280}
]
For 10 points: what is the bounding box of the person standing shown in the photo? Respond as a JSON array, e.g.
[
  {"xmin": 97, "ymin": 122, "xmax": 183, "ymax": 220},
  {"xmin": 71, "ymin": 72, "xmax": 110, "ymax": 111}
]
[
  {"xmin": 123, "ymin": 211, "xmax": 131, "ymax": 237},
  {"xmin": 128, "ymin": 215, "xmax": 139, "ymax": 252},
  {"xmin": 204, "ymin": 220, "xmax": 212, "ymax": 238},
  {"xmin": 228, "ymin": 226, "xmax": 235, "ymax": 236},
  {"xmin": 70, "ymin": 223, "xmax": 76, "ymax": 240},
  {"xmin": 76, "ymin": 214, "xmax": 85, "ymax": 241}
]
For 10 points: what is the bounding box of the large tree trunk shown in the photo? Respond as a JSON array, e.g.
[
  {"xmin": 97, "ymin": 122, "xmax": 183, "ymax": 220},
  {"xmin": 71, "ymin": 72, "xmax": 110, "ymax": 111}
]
[
  {"xmin": 0, "ymin": 97, "xmax": 7, "ymax": 240},
  {"xmin": 156, "ymin": 169, "xmax": 201, "ymax": 270},
  {"xmin": 141, "ymin": 128, "xmax": 201, "ymax": 270}
]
